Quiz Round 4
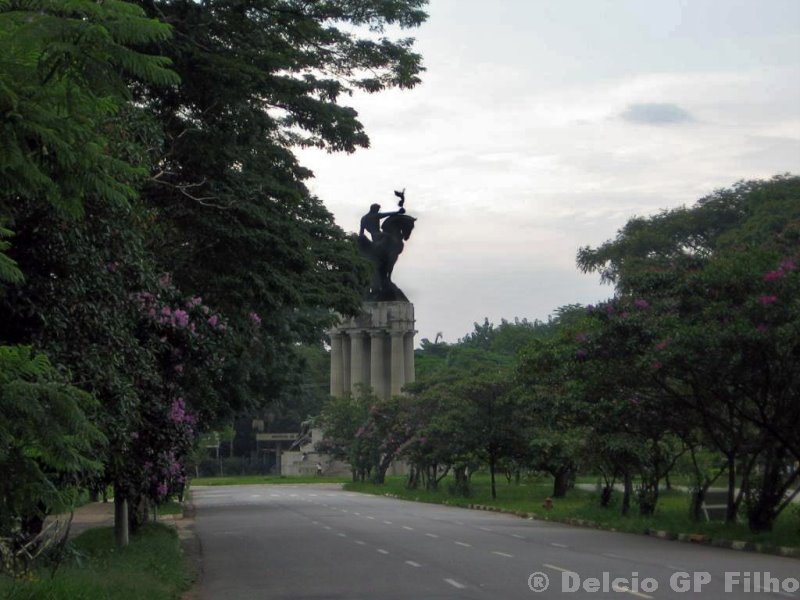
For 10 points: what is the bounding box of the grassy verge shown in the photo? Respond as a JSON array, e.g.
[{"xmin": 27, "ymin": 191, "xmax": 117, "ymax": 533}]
[
  {"xmin": 191, "ymin": 474, "xmax": 349, "ymax": 486},
  {"xmin": 0, "ymin": 523, "xmax": 190, "ymax": 600},
  {"xmin": 345, "ymin": 475, "xmax": 800, "ymax": 548}
]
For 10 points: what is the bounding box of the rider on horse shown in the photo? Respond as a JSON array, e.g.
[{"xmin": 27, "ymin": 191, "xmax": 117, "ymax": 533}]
[{"xmin": 357, "ymin": 191, "xmax": 415, "ymax": 301}]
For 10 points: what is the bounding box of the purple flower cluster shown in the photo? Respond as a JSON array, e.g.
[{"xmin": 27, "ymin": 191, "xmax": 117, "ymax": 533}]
[
  {"xmin": 248, "ymin": 311, "xmax": 262, "ymax": 326},
  {"xmin": 763, "ymin": 258, "xmax": 796, "ymax": 282},
  {"xmin": 759, "ymin": 295, "xmax": 778, "ymax": 306},
  {"xmin": 169, "ymin": 398, "xmax": 196, "ymax": 425}
]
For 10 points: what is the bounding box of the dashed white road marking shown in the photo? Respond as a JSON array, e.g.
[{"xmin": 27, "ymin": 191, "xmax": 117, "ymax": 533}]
[
  {"xmin": 402, "ymin": 526, "xmax": 414, "ymax": 531},
  {"xmin": 311, "ymin": 521, "xmax": 319, "ymax": 525},
  {"xmin": 355, "ymin": 540, "xmax": 366, "ymax": 545},
  {"xmin": 383, "ymin": 520, "xmax": 393, "ymax": 525},
  {"xmin": 479, "ymin": 526, "xmax": 491, "ymax": 532},
  {"xmin": 512, "ymin": 534, "xmax": 525, "ymax": 539},
  {"xmin": 444, "ymin": 578, "xmax": 466, "ymax": 589},
  {"xmin": 454, "ymin": 541, "xmax": 471, "ymax": 547},
  {"xmin": 323, "ymin": 525, "xmax": 332, "ymax": 530},
  {"xmin": 377, "ymin": 549, "xmax": 389, "ymax": 555},
  {"xmin": 492, "ymin": 551, "xmax": 514, "ymax": 558},
  {"xmin": 405, "ymin": 560, "xmax": 422, "ymax": 568},
  {"xmin": 425, "ymin": 533, "xmax": 439, "ymax": 538},
  {"xmin": 543, "ymin": 563, "xmax": 572, "ymax": 573},
  {"xmin": 551, "ymin": 542, "xmax": 568, "ymax": 548},
  {"xmin": 249, "ymin": 494, "xmax": 261, "ymax": 498},
  {"xmin": 270, "ymin": 494, "xmax": 280, "ymax": 497},
  {"xmin": 454, "ymin": 521, "xmax": 464, "ymax": 525},
  {"xmin": 337, "ymin": 533, "xmax": 347, "ymax": 537},
  {"xmin": 353, "ymin": 512, "xmax": 360, "ymax": 516},
  {"xmin": 613, "ymin": 584, "xmax": 654, "ymax": 599},
  {"xmin": 366, "ymin": 516, "xmax": 375, "ymax": 520}
]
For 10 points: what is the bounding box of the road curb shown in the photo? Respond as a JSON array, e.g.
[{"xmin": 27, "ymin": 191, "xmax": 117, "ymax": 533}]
[
  {"xmin": 176, "ymin": 499, "xmax": 203, "ymax": 600},
  {"xmin": 461, "ymin": 503, "xmax": 800, "ymax": 560}
]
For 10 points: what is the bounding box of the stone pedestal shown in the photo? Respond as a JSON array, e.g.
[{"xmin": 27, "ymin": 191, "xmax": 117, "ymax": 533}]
[{"xmin": 329, "ymin": 301, "xmax": 415, "ymax": 400}]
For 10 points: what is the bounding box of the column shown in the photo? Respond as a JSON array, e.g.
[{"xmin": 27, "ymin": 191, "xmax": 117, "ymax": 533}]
[
  {"xmin": 370, "ymin": 331, "xmax": 386, "ymax": 400},
  {"xmin": 350, "ymin": 331, "xmax": 365, "ymax": 393},
  {"xmin": 403, "ymin": 331, "xmax": 415, "ymax": 385},
  {"xmin": 329, "ymin": 332, "xmax": 344, "ymax": 397},
  {"xmin": 390, "ymin": 331, "xmax": 405, "ymax": 396},
  {"xmin": 342, "ymin": 334, "xmax": 351, "ymax": 394}
]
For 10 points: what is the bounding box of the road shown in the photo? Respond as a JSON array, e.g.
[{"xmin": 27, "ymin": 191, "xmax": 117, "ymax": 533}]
[{"xmin": 192, "ymin": 484, "xmax": 799, "ymax": 600}]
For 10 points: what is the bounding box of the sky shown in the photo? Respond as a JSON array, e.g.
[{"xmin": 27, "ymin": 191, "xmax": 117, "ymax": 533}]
[{"xmin": 298, "ymin": 0, "xmax": 800, "ymax": 344}]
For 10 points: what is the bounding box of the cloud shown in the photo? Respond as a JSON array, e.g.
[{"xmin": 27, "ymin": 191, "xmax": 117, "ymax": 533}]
[{"xmin": 620, "ymin": 102, "xmax": 694, "ymax": 125}]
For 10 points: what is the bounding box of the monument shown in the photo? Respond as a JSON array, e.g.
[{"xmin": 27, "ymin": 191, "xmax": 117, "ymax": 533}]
[{"xmin": 329, "ymin": 190, "xmax": 417, "ymax": 400}]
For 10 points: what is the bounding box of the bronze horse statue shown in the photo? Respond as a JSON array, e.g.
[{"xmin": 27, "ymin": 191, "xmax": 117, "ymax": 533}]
[{"xmin": 358, "ymin": 206, "xmax": 416, "ymax": 301}]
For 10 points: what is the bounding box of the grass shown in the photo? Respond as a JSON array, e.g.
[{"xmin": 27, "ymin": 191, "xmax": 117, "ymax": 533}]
[
  {"xmin": 345, "ymin": 474, "xmax": 800, "ymax": 548},
  {"xmin": 191, "ymin": 474, "xmax": 349, "ymax": 486},
  {"xmin": 156, "ymin": 500, "xmax": 184, "ymax": 516},
  {"xmin": 0, "ymin": 523, "xmax": 190, "ymax": 600}
]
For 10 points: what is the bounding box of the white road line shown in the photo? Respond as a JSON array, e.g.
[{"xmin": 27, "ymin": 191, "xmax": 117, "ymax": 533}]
[
  {"xmin": 454, "ymin": 541, "xmax": 471, "ymax": 547},
  {"xmin": 543, "ymin": 563, "xmax": 572, "ymax": 573},
  {"xmin": 377, "ymin": 549, "xmax": 389, "ymax": 555},
  {"xmin": 425, "ymin": 533, "xmax": 439, "ymax": 538},
  {"xmin": 383, "ymin": 520, "xmax": 393, "ymax": 525},
  {"xmin": 402, "ymin": 526, "xmax": 414, "ymax": 531},
  {"xmin": 249, "ymin": 494, "xmax": 261, "ymax": 498},
  {"xmin": 355, "ymin": 540, "xmax": 366, "ymax": 545},
  {"xmin": 323, "ymin": 526, "xmax": 332, "ymax": 530},
  {"xmin": 405, "ymin": 560, "xmax": 422, "ymax": 568},
  {"xmin": 309, "ymin": 494, "xmax": 318, "ymax": 497},
  {"xmin": 270, "ymin": 494, "xmax": 280, "ymax": 497},
  {"xmin": 366, "ymin": 516, "xmax": 375, "ymax": 520},
  {"xmin": 492, "ymin": 551, "xmax": 514, "ymax": 558},
  {"xmin": 479, "ymin": 526, "xmax": 491, "ymax": 531},
  {"xmin": 337, "ymin": 533, "xmax": 347, "ymax": 537},
  {"xmin": 454, "ymin": 521, "xmax": 464, "ymax": 525},
  {"xmin": 353, "ymin": 512, "xmax": 360, "ymax": 516},
  {"xmin": 341, "ymin": 509, "xmax": 349, "ymax": 513},
  {"xmin": 512, "ymin": 533, "xmax": 525, "ymax": 539},
  {"xmin": 613, "ymin": 584, "xmax": 653, "ymax": 599},
  {"xmin": 604, "ymin": 553, "xmax": 624, "ymax": 559},
  {"xmin": 550, "ymin": 543, "xmax": 568, "ymax": 548},
  {"xmin": 444, "ymin": 578, "xmax": 466, "ymax": 589},
  {"xmin": 311, "ymin": 521, "xmax": 319, "ymax": 525}
]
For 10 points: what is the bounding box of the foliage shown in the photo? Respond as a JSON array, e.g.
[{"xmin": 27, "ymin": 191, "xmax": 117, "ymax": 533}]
[
  {"xmin": 0, "ymin": 0, "xmax": 178, "ymax": 215},
  {"xmin": 572, "ymin": 175, "xmax": 800, "ymax": 530},
  {"xmin": 0, "ymin": 346, "xmax": 105, "ymax": 542}
]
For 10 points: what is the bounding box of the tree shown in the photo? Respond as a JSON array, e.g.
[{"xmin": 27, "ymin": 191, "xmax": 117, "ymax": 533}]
[
  {"xmin": 577, "ymin": 176, "xmax": 800, "ymax": 531},
  {"xmin": 131, "ymin": 0, "xmax": 427, "ymax": 414}
]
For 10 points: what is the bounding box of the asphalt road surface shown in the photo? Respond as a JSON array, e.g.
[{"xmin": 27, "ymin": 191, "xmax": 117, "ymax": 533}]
[{"xmin": 192, "ymin": 484, "xmax": 799, "ymax": 600}]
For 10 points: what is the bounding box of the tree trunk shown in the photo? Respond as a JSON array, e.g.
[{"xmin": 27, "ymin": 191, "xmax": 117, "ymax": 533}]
[
  {"xmin": 726, "ymin": 454, "xmax": 738, "ymax": 523},
  {"xmin": 552, "ymin": 468, "xmax": 571, "ymax": 498},
  {"xmin": 621, "ymin": 471, "xmax": 632, "ymax": 516},
  {"xmin": 114, "ymin": 486, "xmax": 129, "ymax": 548},
  {"xmin": 690, "ymin": 487, "xmax": 705, "ymax": 522},
  {"xmin": 489, "ymin": 453, "xmax": 497, "ymax": 500}
]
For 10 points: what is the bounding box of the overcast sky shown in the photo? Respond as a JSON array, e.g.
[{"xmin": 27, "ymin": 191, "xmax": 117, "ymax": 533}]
[{"xmin": 298, "ymin": 0, "xmax": 800, "ymax": 344}]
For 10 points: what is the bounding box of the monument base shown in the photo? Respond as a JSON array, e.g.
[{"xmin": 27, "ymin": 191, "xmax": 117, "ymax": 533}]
[{"xmin": 329, "ymin": 301, "xmax": 415, "ymax": 400}]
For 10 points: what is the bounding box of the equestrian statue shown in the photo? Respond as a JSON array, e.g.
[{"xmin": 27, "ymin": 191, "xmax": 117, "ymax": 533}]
[{"xmin": 358, "ymin": 189, "xmax": 416, "ymax": 301}]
